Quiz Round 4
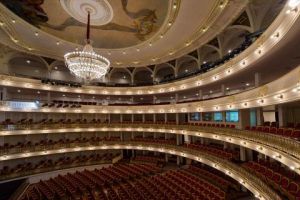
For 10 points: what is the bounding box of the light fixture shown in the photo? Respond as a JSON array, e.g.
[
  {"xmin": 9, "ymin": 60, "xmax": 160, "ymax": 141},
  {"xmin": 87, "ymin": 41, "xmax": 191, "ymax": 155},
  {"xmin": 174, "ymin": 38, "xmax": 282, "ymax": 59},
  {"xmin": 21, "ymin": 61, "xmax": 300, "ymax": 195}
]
[{"xmin": 64, "ymin": 12, "xmax": 110, "ymax": 82}]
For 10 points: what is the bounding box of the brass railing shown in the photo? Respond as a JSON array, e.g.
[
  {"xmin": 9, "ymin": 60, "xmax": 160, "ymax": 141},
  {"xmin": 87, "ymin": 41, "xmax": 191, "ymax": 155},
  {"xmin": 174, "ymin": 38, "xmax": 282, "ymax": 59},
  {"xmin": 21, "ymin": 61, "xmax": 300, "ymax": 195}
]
[{"xmin": 1, "ymin": 123, "xmax": 299, "ymax": 161}]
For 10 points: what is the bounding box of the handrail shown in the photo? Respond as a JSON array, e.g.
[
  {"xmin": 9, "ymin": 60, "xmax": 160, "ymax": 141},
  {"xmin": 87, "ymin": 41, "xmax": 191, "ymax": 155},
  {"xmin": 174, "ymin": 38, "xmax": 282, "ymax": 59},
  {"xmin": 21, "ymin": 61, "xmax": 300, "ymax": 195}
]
[{"xmin": 0, "ymin": 141, "xmax": 281, "ymax": 200}]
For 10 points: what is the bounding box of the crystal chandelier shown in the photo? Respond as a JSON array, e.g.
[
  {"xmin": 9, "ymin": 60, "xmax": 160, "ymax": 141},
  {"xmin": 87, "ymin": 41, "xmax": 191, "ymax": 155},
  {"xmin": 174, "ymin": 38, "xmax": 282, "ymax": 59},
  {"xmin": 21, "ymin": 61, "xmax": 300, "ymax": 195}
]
[{"xmin": 64, "ymin": 12, "xmax": 110, "ymax": 82}]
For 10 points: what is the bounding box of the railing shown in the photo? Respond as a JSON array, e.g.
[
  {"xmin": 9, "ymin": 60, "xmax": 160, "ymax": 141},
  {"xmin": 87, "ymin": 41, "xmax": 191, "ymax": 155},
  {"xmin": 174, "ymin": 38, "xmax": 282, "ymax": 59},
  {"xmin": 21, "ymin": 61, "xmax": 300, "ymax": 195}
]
[
  {"xmin": 0, "ymin": 160, "xmax": 114, "ymax": 182},
  {"xmin": 2, "ymin": 141, "xmax": 279, "ymax": 200},
  {"xmin": 1, "ymin": 123, "xmax": 299, "ymax": 159}
]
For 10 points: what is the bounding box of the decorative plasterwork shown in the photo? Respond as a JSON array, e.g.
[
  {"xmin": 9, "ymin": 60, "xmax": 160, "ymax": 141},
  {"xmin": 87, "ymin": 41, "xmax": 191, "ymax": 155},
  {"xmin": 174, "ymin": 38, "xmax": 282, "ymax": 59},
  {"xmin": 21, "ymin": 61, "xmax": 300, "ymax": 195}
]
[
  {"xmin": 0, "ymin": 1, "xmax": 251, "ymax": 67},
  {"xmin": 0, "ymin": 1, "xmax": 298, "ymax": 96},
  {"xmin": 0, "ymin": 67, "xmax": 299, "ymax": 114},
  {"xmin": 0, "ymin": 142, "xmax": 280, "ymax": 200},
  {"xmin": 60, "ymin": 0, "xmax": 114, "ymax": 26}
]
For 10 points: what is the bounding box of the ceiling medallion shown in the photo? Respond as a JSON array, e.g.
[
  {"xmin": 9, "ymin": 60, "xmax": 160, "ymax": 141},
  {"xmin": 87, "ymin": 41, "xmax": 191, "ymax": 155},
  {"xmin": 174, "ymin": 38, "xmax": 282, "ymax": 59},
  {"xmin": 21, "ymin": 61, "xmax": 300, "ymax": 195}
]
[
  {"xmin": 60, "ymin": 0, "xmax": 113, "ymax": 26},
  {"xmin": 64, "ymin": 12, "xmax": 110, "ymax": 82}
]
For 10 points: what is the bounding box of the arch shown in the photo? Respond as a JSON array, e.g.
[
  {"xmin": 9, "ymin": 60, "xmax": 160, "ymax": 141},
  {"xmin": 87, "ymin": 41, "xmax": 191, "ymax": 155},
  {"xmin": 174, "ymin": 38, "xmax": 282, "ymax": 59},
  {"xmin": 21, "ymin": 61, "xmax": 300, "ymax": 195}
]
[
  {"xmin": 7, "ymin": 52, "xmax": 49, "ymax": 79},
  {"xmin": 109, "ymin": 68, "xmax": 132, "ymax": 84},
  {"xmin": 176, "ymin": 55, "xmax": 199, "ymax": 76},
  {"xmin": 218, "ymin": 27, "xmax": 250, "ymax": 55},
  {"xmin": 132, "ymin": 67, "xmax": 153, "ymax": 85},
  {"xmin": 0, "ymin": 143, "xmax": 279, "ymax": 199},
  {"xmin": 48, "ymin": 60, "xmax": 81, "ymax": 82},
  {"xmin": 154, "ymin": 63, "xmax": 175, "ymax": 82},
  {"xmin": 199, "ymin": 45, "xmax": 222, "ymax": 64}
]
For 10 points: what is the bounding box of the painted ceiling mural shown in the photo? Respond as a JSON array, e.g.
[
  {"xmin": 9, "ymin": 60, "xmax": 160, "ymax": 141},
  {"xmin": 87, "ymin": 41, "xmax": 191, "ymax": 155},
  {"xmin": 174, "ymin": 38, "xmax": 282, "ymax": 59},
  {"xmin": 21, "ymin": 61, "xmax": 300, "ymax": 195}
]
[{"xmin": 0, "ymin": 0, "xmax": 170, "ymax": 49}]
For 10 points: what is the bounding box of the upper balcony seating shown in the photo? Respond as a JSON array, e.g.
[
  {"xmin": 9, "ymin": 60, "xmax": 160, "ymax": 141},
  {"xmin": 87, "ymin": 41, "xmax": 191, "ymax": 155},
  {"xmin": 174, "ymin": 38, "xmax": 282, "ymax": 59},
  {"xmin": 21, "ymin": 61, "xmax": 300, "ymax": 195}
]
[
  {"xmin": 245, "ymin": 124, "xmax": 300, "ymax": 139},
  {"xmin": 159, "ymin": 31, "xmax": 262, "ymax": 85},
  {"xmin": 41, "ymin": 79, "xmax": 81, "ymax": 88},
  {"xmin": 243, "ymin": 159, "xmax": 300, "ymax": 200}
]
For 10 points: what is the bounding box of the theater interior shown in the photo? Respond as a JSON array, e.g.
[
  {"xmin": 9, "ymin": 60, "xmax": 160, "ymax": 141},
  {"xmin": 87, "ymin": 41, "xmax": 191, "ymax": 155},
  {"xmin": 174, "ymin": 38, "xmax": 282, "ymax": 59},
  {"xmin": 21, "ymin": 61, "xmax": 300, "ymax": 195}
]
[{"xmin": 0, "ymin": 0, "xmax": 299, "ymax": 200}]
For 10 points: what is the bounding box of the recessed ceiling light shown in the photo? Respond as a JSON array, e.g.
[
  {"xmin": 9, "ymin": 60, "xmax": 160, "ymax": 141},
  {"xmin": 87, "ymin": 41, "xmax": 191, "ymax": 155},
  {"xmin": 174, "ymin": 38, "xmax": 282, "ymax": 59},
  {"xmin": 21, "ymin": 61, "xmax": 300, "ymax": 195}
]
[
  {"xmin": 185, "ymin": 69, "xmax": 188, "ymax": 72},
  {"xmin": 78, "ymin": 95, "xmax": 80, "ymax": 98},
  {"xmin": 17, "ymin": 89, "xmax": 21, "ymax": 93},
  {"xmin": 196, "ymin": 93, "xmax": 199, "ymax": 96},
  {"xmin": 203, "ymin": 61, "xmax": 207, "ymax": 64},
  {"xmin": 12, "ymin": 19, "xmax": 16, "ymax": 23},
  {"xmin": 54, "ymin": 66, "xmax": 58, "ymax": 70},
  {"xmin": 209, "ymin": 90, "xmax": 213, "ymax": 94},
  {"xmin": 228, "ymin": 49, "xmax": 232, "ymax": 53},
  {"xmin": 168, "ymin": 22, "xmax": 172, "ymax": 26},
  {"xmin": 62, "ymin": 94, "xmax": 65, "ymax": 97},
  {"xmin": 92, "ymin": 96, "xmax": 95, "ymax": 99},
  {"xmin": 26, "ymin": 60, "xmax": 31, "ymax": 64},
  {"xmin": 34, "ymin": 32, "xmax": 39, "ymax": 36},
  {"xmin": 136, "ymin": 48, "xmax": 140, "ymax": 52},
  {"xmin": 226, "ymin": 87, "xmax": 230, "ymax": 90},
  {"xmin": 37, "ymin": 91, "xmax": 40, "ymax": 94},
  {"xmin": 246, "ymin": 83, "xmax": 250, "ymax": 86},
  {"xmin": 160, "ymin": 34, "xmax": 164, "ymax": 38},
  {"xmin": 56, "ymin": 41, "xmax": 60, "ymax": 45}
]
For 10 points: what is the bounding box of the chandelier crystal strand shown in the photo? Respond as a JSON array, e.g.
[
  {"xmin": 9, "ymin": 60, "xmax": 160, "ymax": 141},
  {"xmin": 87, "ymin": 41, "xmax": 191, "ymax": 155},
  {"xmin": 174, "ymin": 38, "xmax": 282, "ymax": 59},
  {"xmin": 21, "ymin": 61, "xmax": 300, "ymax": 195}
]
[{"xmin": 64, "ymin": 11, "xmax": 110, "ymax": 82}]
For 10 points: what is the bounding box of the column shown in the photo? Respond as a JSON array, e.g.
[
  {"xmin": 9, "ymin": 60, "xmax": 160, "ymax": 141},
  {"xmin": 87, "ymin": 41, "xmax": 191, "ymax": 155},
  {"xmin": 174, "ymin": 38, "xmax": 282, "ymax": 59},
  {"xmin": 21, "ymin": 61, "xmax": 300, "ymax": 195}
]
[
  {"xmin": 153, "ymin": 96, "xmax": 156, "ymax": 104},
  {"xmin": 176, "ymin": 134, "xmax": 180, "ymax": 145},
  {"xmin": 238, "ymin": 109, "xmax": 250, "ymax": 129},
  {"xmin": 240, "ymin": 146, "xmax": 246, "ymax": 161},
  {"xmin": 120, "ymin": 114, "xmax": 123, "ymax": 123},
  {"xmin": 246, "ymin": 149, "xmax": 253, "ymax": 161},
  {"xmin": 177, "ymin": 156, "xmax": 181, "ymax": 166},
  {"xmin": 2, "ymin": 88, "xmax": 7, "ymax": 101},
  {"xmin": 278, "ymin": 105, "xmax": 286, "ymax": 127},
  {"xmin": 108, "ymin": 114, "xmax": 111, "ymax": 123},
  {"xmin": 47, "ymin": 92, "xmax": 51, "ymax": 103},
  {"xmin": 165, "ymin": 154, "xmax": 169, "ymax": 162},
  {"xmin": 176, "ymin": 113, "xmax": 179, "ymax": 125},
  {"xmin": 256, "ymin": 108, "xmax": 264, "ymax": 126},
  {"xmin": 131, "ymin": 114, "xmax": 134, "ymax": 123},
  {"xmin": 153, "ymin": 114, "xmax": 156, "ymax": 123},
  {"xmin": 175, "ymin": 93, "xmax": 179, "ymax": 103},
  {"xmin": 142, "ymin": 114, "xmax": 145, "ymax": 123},
  {"xmin": 198, "ymin": 90, "xmax": 203, "ymax": 100},
  {"xmin": 164, "ymin": 113, "xmax": 167, "ymax": 123},
  {"xmin": 255, "ymin": 72, "xmax": 261, "ymax": 87},
  {"xmin": 221, "ymin": 84, "xmax": 225, "ymax": 96}
]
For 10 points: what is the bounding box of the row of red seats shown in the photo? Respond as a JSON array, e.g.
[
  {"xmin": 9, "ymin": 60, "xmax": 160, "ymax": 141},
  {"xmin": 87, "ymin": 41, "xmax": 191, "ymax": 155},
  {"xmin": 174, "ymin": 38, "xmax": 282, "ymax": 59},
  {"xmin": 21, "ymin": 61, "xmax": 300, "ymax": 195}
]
[
  {"xmin": 185, "ymin": 142, "xmax": 239, "ymax": 160},
  {"xmin": 0, "ymin": 136, "xmax": 122, "ymax": 154},
  {"xmin": 0, "ymin": 153, "xmax": 118, "ymax": 178},
  {"xmin": 20, "ymin": 163, "xmax": 160, "ymax": 200},
  {"xmin": 243, "ymin": 160, "xmax": 300, "ymax": 200},
  {"xmin": 245, "ymin": 126, "xmax": 300, "ymax": 139},
  {"xmin": 132, "ymin": 155, "xmax": 165, "ymax": 165},
  {"xmin": 132, "ymin": 137, "xmax": 176, "ymax": 145},
  {"xmin": 182, "ymin": 122, "xmax": 236, "ymax": 129},
  {"xmin": 187, "ymin": 165, "xmax": 233, "ymax": 191}
]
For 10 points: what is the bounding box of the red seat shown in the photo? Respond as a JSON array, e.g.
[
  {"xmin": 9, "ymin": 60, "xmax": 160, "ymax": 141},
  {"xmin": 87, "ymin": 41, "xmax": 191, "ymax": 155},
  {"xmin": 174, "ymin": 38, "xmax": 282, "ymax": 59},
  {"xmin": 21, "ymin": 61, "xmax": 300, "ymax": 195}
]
[{"xmin": 281, "ymin": 177, "xmax": 290, "ymax": 189}]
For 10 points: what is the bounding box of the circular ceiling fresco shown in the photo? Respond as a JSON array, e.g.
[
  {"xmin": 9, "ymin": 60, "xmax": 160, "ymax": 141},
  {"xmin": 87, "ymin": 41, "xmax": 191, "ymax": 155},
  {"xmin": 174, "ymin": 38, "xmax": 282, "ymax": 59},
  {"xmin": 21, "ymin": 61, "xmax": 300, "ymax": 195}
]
[{"xmin": 0, "ymin": 0, "xmax": 170, "ymax": 49}]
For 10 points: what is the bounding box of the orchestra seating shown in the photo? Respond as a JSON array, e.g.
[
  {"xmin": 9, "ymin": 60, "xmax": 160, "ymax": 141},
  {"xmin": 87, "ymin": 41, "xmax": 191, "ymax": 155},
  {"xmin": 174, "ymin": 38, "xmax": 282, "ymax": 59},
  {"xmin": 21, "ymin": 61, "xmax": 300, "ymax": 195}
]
[{"xmin": 19, "ymin": 163, "xmax": 244, "ymax": 200}]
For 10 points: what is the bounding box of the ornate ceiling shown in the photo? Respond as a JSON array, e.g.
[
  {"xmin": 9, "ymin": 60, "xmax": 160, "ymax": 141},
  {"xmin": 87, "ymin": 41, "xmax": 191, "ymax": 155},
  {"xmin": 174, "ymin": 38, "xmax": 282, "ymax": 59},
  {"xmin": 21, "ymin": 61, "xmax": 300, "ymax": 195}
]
[{"xmin": 0, "ymin": 0, "xmax": 248, "ymax": 68}]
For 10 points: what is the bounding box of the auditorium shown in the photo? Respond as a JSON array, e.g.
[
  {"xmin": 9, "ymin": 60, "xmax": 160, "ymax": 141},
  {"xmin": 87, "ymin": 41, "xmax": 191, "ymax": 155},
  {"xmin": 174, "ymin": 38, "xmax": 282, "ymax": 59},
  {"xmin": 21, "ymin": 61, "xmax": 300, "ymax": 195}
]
[{"xmin": 0, "ymin": 0, "xmax": 299, "ymax": 199}]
